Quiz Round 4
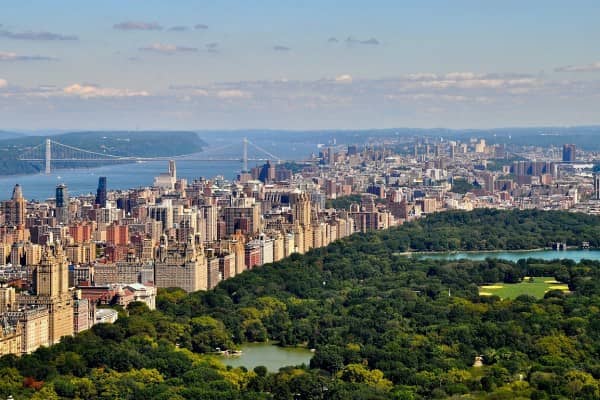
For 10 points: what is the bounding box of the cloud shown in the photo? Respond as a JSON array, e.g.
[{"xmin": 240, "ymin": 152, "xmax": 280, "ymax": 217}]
[
  {"xmin": 169, "ymin": 85, "xmax": 251, "ymax": 99},
  {"xmin": 360, "ymin": 38, "xmax": 380, "ymax": 45},
  {"xmin": 6, "ymin": 69, "xmax": 600, "ymax": 129},
  {"xmin": 166, "ymin": 71, "xmax": 551, "ymax": 111},
  {"xmin": 346, "ymin": 36, "xmax": 380, "ymax": 45},
  {"xmin": 405, "ymin": 73, "xmax": 439, "ymax": 81},
  {"xmin": 335, "ymin": 74, "xmax": 353, "ymax": 83},
  {"xmin": 113, "ymin": 21, "xmax": 163, "ymax": 31},
  {"xmin": 273, "ymin": 45, "xmax": 291, "ymax": 52},
  {"xmin": 168, "ymin": 26, "xmax": 189, "ymax": 32},
  {"xmin": 398, "ymin": 72, "xmax": 539, "ymax": 90},
  {"xmin": 328, "ymin": 37, "xmax": 339, "ymax": 43},
  {"xmin": 0, "ymin": 79, "xmax": 7, "ymax": 88},
  {"xmin": 0, "ymin": 51, "xmax": 57, "ymax": 61},
  {"xmin": 62, "ymin": 83, "xmax": 149, "ymax": 98},
  {"xmin": 0, "ymin": 30, "xmax": 77, "ymax": 41},
  {"xmin": 217, "ymin": 89, "xmax": 252, "ymax": 99},
  {"xmin": 555, "ymin": 62, "xmax": 600, "ymax": 72},
  {"xmin": 139, "ymin": 43, "xmax": 198, "ymax": 54},
  {"xmin": 194, "ymin": 24, "xmax": 209, "ymax": 30}
]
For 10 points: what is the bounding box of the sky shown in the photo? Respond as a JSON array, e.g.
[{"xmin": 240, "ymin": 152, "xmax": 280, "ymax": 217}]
[{"xmin": 1, "ymin": 0, "xmax": 600, "ymax": 130}]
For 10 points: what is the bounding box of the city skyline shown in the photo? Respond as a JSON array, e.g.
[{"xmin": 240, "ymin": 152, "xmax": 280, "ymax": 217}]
[{"xmin": 1, "ymin": 1, "xmax": 600, "ymax": 130}]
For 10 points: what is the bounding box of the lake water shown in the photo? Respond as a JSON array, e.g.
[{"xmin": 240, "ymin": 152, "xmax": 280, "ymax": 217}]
[
  {"xmin": 419, "ymin": 249, "xmax": 600, "ymax": 263},
  {"xmin": 221, "ymin": 343, "xmax": 313, "ymax": 372}
]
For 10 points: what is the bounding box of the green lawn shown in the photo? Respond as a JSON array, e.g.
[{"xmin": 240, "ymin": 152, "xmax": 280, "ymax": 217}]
[{"xmin": 479, "ymin": 276, "xmax": 569, "ymax": 299}]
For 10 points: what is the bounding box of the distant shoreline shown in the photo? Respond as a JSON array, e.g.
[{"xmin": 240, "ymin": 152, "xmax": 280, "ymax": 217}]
[{"xmin": 395, "ymin": 246, "xmax": 597, "ymax": 257}]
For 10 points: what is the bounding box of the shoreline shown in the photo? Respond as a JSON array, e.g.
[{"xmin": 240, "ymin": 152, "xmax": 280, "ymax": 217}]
[{"xmin": 396, "ymin": 246, "xmax": 597, "ymax": 257}]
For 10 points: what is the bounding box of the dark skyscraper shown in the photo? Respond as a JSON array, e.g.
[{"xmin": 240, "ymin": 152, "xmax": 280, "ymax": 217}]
[
  {"xmin": 258, "ymin": 161, "xmax": 275, "ymax": 183},
  {"xmin": 562, "ymin": 144, "xmax": 576, "ymax": 162},
  {"xmin": 56, "ymin": 184, "xmax": 67, "ymax": 208},
  {"xmin": 95, "ymin": 177, "xmax": 107, "ymax": 207},
  {"xmin": 56, "ymin": 184, "xmax": 69, "ymax": 225}
]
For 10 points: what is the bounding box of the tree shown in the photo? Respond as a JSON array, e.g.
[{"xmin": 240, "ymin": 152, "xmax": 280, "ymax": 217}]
[
  {"xmin": 190, "ymin": 316, "xmax": 234, "ymax": 353},
  {"xmin": 337, "ymin": 364, "xmax": 393, "ymax": 391},
  {"xmin": 310, "ymin": 345, "xmax": 344, "ymax": 373},
  {"xmin": 30, "ymin": 384, "xmax": 60, "ymax": 400}
]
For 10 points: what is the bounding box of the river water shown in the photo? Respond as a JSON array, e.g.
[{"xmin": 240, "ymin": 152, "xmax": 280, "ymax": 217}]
[
  {"xmin": 0, "ymin": 141, "xmax": 320, "ymax": 201},
  {"xmin": 419, "ymin": 249, "xmax": 600, "ymax": 263},
  {"xmin": 0, "ymin": 160, "xmax": 241, "ymax": 201},
  {"xmin": 221, "ymin": 343, "xmax": 313, "ymax": 372}
]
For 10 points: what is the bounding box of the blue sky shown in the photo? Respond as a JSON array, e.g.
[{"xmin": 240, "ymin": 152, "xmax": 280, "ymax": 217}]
[{"xmin": 1, "ymin": 0, "xmax": 600, "ymax": 130}]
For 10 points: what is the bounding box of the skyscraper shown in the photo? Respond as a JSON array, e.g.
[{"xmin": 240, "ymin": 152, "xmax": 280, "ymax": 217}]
[
  {"xmin": 2, "ymin": 184, "xmax": 26, "ymax": 227},
  {"xmin": 290, "ymin": 191, "xmax": 311, "ymax": 226},
  {"xmin": 594, "ymin": 173, "xmax": 600, "ymax": 201},
  {"xmin": 562, "ymin": 144, "xmax": 576, "ymax": 162},
  {"xmin": 55, "ymin": 184, "xmax": 69, "ymax": 225},
  {"xmin": 258, "ymin": 161, "xmax": 275, "ymax": 183},
  {"xmin": 169, "ymin": 160, "xmax": 177, "ymax": 180},
  {"xmin": 95, "ymin": 177, "xmax": 107, "ymax": 207},
  {"xmin": 20, "ymin": 244, "xmax": 73, "ymax": 345}
]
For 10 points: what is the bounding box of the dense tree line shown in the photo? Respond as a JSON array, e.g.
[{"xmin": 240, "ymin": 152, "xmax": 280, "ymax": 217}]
[
  {"xmin": 1, "ymin": 209, "xmax": 600, "ymax": 399},
  {"xmin": 396, "ymin": 209, "xmax": 600, "ymax": 251}
]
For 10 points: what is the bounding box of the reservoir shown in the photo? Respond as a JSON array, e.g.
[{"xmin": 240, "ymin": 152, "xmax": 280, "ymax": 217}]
[
  {"xmin": 419, "ymin": 249, "xmax": 600, "ymax": 263},
  {"xmin": 221, "ymin": 343, "xmax": 313, "ymax": 372}
]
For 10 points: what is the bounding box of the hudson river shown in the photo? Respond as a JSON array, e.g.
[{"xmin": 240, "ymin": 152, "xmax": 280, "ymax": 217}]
[{"xmin": 0, "ymin": 141, "xmax": 319, "ymax": 201}]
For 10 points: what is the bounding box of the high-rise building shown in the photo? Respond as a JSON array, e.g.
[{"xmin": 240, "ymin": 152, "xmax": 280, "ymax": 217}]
[
  {"xmin": 169, "ymin": 160, "xmax": 177, "ymax": 180},
  {"xmin": 149, "ymin": 203, "xmax": 173, "ymax": 231},
  {"xmin": 154, "ymin": 235, "xmax": 207, "ymax": 292},
  {"xmin": 257, "ymin": 161, "xmax": 276, "ymax": 183},
  {"xmin": 56, "ymin": 184, "xmax": 69, "ymax": 225},
  {"xmin": 223, "ymin": 199, "xmax": 261, "ymax": 235},
  {"xmin": 594, "ymin": 173, "xmax": 600, "ymax": 201},
  {"xmin": 0, "ymin": 285, "xmax": 16, "ymax": 312},
  {"xmin": 95, "ymin": 177, "xmax": 107, "ymax": 207},
  {"xmin": 19, "ymin": 244, "xmax": 73, "ymax": 345},
  {"xmin": 199, "ymin": 205, "xmax": 218, "ymax": 242},
  {"xmin": 562, "ymin": 144, "xmax": 576, "ymax": 162},
  {"xmin": 2, "ymin": 184, "xmax": 26, "ymax": 227},
  {"xmin": 154, "ymin": 161, "xmax": 177, "ymax": 190},
  {"xmin": 290, "ymin": 191, "xmax": 311, "ymax": 226},
  {"xmin": 106, "ymin": 223, "xmax": 129, "ymax": 246}
]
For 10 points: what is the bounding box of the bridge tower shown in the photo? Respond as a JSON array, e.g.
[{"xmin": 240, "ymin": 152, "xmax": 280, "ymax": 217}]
[{"xmin": 45, "ymin": 139, "xmax": 51, "ymax": 174}]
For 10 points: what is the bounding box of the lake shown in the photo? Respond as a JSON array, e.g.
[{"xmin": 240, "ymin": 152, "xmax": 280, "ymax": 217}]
[
  {"xmin": 221, "ymin": 343, "xmax": 313, "ymax": 372},
  {"xmin": 418, "ymin": 249, "xmax": 600, "ymax": 263}
]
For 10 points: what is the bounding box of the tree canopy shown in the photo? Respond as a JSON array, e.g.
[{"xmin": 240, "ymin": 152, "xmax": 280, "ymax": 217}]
[{"xmin": 2, "ymin": 209, "xmax": 600, "ymax": 399}]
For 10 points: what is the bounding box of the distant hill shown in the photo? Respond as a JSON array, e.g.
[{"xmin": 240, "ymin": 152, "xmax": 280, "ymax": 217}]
[
  {"xmin": 0, "ymin": 131, "xmax": 24, "ymax": 140},
  {"xmin": 0, "ymin": 131, "xmax": 205, "ymax": 176},
  {"xmin": 196, "ymin": 125, "xmax": 600, "ymax": 151}
]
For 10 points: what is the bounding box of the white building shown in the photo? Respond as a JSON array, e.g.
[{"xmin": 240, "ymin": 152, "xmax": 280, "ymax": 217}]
[{"xmin": 95, "ymin": 308, "xmax": 118, "ymax": 324}]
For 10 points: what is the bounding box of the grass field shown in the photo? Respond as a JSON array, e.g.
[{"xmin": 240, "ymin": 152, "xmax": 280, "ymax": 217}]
[{"xmin": 479, "ymin": 276, "xmax": 570, "ymax": 299}]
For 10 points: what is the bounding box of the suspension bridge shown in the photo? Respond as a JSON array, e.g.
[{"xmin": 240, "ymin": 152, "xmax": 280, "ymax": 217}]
[{"xmin": 18, "ymin": 138, "xmax": 311, "ymax": 174}]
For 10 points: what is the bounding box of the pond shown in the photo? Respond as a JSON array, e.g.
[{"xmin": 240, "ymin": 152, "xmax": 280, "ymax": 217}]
[
  {"xmin": 221, "ymin": 343, "xmax": 313, "ymax": 372},
  {"xmin": 418, "ymin": 249, "xmax": 600, "ymax": 263}
]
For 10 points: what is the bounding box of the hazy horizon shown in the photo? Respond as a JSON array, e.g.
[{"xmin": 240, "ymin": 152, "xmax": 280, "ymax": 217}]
[{"xmin": 1, "ymin": 1, "xmax": 600, "ymax": 130}]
